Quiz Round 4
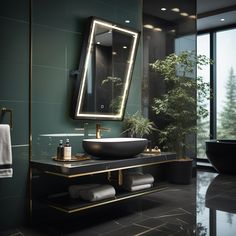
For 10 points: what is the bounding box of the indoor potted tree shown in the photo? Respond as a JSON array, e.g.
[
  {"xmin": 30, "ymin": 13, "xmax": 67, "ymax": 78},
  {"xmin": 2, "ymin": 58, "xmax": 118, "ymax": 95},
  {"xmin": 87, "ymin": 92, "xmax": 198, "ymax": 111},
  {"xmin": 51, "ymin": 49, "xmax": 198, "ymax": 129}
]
[{"xmin": 150, "ymin": 50, "xmax": 211, "ymax": 184}]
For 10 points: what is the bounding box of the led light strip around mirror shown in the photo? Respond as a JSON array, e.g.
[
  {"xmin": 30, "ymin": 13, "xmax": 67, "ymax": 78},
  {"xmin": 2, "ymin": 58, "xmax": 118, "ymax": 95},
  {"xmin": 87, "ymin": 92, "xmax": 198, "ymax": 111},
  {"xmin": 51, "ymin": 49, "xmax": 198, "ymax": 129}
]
[{"xmin": 75, "ymin": 18, "xmax": 139, "ymax": 120}]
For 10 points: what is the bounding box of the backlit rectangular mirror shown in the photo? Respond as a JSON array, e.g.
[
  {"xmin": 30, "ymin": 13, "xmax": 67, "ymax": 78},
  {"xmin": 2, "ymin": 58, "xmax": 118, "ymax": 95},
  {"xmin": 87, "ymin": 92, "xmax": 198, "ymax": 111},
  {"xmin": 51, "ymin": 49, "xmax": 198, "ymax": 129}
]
[{"xmin": 71, "ymin": 17, "xmax": 140, "ymax": 120}]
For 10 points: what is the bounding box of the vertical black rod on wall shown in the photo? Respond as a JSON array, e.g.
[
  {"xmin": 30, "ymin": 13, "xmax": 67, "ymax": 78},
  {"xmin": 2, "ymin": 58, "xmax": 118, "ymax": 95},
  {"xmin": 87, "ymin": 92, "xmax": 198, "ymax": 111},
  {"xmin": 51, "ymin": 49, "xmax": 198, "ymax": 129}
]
[
  {"xmin": 210, "ymin": 32, "xmax": 216, "ymax": 139},
  {"xmin": 28, "ymin": 0, "xmax": 33, "ymax": 222}
]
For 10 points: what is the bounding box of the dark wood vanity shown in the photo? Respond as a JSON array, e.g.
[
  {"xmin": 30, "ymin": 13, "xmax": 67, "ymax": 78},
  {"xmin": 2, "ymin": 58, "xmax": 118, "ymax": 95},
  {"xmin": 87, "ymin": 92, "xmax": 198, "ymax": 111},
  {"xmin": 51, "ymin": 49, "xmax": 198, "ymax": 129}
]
[{"xmin": 30, "ymin": 152, "xmax": 176, "ymax": 215}]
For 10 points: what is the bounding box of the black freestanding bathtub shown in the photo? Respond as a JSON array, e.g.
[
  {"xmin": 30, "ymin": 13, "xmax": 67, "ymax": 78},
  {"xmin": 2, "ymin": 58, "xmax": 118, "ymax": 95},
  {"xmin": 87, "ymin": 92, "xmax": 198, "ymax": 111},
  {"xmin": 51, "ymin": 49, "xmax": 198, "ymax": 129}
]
[{"xmin": 206, "ymin": 140, "xmax": 236, "ymax": 175}]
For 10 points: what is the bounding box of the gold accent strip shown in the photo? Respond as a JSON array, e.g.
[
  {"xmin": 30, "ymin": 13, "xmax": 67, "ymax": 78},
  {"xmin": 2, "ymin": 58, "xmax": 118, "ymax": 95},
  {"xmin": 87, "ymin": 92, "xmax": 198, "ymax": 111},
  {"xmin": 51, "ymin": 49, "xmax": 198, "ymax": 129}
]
[
  {"xmin": 44, "ymin": 160, "xmax": 174, "ymax": 178},
  {"xmin": 48, "ymin": 186, "xmax": 168, "ymax": 214},
  {"xmin": 29, "ymin": 0, "xmax": 33, "ymax": 222},
  {"xmin": 118, "ymin": 169, "xmax": 123, "ymax": 186}
]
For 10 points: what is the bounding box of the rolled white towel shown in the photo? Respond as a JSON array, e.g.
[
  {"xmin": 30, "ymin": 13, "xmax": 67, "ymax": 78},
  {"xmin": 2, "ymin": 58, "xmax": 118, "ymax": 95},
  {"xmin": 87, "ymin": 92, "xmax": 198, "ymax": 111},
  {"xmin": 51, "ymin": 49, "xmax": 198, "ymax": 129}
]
[
  {"xmin": 123, "ymin": 173, "xmax": 154, "ymax": 186},
  {"xmin": 68, "ymin": 184, "xmax": 116, "ymax": 202},
  {"xmin": 124, "ymin": 183, "xmax": 153, "ymax": 192}
]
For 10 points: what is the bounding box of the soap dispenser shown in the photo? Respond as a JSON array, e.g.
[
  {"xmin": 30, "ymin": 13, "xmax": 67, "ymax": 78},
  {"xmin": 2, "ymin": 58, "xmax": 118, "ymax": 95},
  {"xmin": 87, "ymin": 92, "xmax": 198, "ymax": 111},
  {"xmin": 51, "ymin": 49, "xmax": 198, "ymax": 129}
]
[
  {"xmin": 57, "ymin": 140, "xmax": 64, "ymax": 160},
  {"xmin": 64, "ymin": 138, "xmax": 72, "ymax": 160}
]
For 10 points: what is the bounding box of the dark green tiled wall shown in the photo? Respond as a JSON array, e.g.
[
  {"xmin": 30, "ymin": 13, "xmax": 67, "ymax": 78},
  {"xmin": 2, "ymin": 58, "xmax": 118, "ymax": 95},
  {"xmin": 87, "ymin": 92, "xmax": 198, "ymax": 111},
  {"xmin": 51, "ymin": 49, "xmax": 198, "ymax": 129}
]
[
  {"xmin": 0, "ymin": 0, "xmax": 142, "ymax": 231},
  {"xmin": 32, "ymin": 0, "xmax": 142, "ymax": 158},
  {"xmin": 0, "ymin": 0, "xmax": 29, "ymax": 230}
]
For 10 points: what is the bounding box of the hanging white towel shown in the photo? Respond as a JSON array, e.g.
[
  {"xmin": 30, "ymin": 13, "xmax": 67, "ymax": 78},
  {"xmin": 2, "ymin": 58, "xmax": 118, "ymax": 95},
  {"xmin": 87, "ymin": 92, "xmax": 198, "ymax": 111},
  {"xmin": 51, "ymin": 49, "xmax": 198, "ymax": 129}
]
[{"xmin": 0, "ymin": 124, "xmax": 13, "ymax": 178}]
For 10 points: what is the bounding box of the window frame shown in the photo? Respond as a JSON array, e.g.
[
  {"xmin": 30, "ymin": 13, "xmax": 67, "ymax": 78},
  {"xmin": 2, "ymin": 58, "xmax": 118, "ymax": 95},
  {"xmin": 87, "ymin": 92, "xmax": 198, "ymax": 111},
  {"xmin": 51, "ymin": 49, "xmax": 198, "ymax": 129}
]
[{"xmin": 197, "ymin": 24, "xmax": 236, "ymax": 162}]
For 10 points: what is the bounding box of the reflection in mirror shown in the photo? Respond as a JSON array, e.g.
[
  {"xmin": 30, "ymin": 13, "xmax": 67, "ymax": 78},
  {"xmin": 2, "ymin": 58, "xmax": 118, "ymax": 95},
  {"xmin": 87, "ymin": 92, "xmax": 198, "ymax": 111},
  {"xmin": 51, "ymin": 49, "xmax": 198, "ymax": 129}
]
[{"xmin": 72, "ymin": 17, "xmax": 140, "ymax": 120}]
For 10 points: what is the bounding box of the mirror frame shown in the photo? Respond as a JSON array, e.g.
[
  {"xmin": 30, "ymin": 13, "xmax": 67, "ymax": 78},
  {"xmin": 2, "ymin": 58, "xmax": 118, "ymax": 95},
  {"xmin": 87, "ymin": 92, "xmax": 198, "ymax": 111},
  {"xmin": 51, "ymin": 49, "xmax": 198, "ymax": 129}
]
[{"xmin": 71, "ymin": 17, "xmax": 140, "ymax": 120}]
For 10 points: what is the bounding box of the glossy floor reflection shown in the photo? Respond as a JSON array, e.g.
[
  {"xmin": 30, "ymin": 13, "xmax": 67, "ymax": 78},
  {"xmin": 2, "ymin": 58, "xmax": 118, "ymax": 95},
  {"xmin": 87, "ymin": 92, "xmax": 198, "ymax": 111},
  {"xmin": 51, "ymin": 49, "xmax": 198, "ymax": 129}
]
[
  {"xmin": 197, "ymin": 171, "xmax": 236, "ymax": 236},
  {"xmin": 2, "ymin": 171, "xmax": 236, "ymax": 235}
]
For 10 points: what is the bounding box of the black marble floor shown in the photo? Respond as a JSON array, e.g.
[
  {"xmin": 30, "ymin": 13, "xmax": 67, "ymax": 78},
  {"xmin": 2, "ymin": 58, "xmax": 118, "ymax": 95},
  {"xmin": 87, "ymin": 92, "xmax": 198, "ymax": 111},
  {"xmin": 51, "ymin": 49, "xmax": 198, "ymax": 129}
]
[
  {"xmin": 197, "ymin": 171, "xmax": 236, "ymax": 236},
  {"xmin": 1, "ymin": 170, "xmax": 236, "ymax": 236}
]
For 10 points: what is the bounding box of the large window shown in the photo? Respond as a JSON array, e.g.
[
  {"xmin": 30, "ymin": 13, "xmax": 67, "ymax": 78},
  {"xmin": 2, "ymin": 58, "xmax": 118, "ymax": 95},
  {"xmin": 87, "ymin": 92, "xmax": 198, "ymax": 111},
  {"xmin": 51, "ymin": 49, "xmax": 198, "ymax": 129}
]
[
  {"xmin": 216, "ymin": 29, "xmax": 236, "ymax": 139},
  {"xmin": 197, "ymin": 34, "xmax": 210, "ymax": 159},
  {"xmin": 197, "ymin": 27, "xmax": 236, "ymax": 160}
]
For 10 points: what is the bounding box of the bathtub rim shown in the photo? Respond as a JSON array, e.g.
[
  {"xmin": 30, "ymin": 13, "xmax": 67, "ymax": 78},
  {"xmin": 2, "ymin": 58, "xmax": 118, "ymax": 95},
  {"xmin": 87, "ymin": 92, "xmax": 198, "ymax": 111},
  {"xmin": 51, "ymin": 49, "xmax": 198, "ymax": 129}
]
[{"xmin": 206, "ymin": 139, "xmax": 236, "ymax": 144}]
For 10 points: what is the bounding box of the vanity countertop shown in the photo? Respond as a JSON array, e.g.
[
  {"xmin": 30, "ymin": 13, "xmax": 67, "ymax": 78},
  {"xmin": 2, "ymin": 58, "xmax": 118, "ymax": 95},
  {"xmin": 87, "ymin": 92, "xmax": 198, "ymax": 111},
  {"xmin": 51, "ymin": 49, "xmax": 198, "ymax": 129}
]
[{"xmin": 30, "ymin": 152, "xmax": 176, "ymax": 177}]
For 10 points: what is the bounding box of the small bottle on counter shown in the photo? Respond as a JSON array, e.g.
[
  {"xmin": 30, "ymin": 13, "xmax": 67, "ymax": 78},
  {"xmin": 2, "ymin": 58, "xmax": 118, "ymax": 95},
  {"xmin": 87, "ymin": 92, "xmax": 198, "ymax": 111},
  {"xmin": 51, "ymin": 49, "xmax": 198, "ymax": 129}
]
[
  {"xmin": 57, "ymin": 140, "xmax": 64, "ymax": 160},
  {"xmin": 63, "ymin": 138, "xmax": 72, "ymax": 160}
]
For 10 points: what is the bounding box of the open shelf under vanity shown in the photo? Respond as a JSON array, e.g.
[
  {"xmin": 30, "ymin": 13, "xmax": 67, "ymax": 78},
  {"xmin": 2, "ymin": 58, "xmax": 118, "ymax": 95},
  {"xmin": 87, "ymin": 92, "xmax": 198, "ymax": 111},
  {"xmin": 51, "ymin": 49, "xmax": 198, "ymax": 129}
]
[
  {"xmin": 46, "ymin": 183, "xmax": 168, "ymax": 214},
  {"xmin": 30, "ymin": 152, "xmax": 176, "ymax": 216}
]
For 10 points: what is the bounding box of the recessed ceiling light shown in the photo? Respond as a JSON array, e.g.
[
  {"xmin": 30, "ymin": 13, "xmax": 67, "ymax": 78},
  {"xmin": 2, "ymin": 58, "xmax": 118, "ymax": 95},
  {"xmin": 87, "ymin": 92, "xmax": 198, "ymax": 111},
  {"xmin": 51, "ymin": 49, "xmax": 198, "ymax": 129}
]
[
  {"xmin": 97, "ymin": 42, "xmax": 101, "ymax": 44},
  {"xmin": 161, "ymin": 7, "xmax": 167, "ymax": 11},
  {"xmin": 180, "ymin": 12, "xmax": 189, "ymax": 17},
  {"xmin": 169, "ymin": 29, "xmax": 176, "ymax": 33},
  {"xmin": 171, "ymin": 8, "xmax": 180, "ymax": 12},
  {"xmin": 189, "ymin": 15, "xmax": 196, "ymax": 19},
  {"xmin": 125, "ymin": 20, "xmax": 130, "ymax": 23},
  {"xmin": 112, "ymin": 51, "xmax": 117, "ymax": 55},
  {"xmin": 123, "ymin": 46, "xmax": 127, "ymax": 49},
  {"xmin": 154, "ymin": 27, "xmax": 162, "ymax": 31},
  {"xmin": 220, "ymin": 18, "xmax": 225, "ymax": 21},
  {"xmin": 144, "ymin": 24, "xmax": 154, "ymax": 29}
]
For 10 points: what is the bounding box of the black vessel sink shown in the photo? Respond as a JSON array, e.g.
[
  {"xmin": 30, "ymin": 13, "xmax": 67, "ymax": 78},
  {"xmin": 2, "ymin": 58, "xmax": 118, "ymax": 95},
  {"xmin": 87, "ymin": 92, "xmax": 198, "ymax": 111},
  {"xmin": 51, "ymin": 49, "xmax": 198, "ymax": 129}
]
[{"xmin": 83, "ymin": 138, "xmax": 148, "ymax": 159}]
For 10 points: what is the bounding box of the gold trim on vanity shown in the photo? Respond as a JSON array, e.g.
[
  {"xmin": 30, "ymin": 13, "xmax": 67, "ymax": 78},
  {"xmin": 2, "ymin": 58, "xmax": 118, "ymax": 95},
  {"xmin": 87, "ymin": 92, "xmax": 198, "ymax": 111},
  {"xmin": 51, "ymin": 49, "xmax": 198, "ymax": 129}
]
[
  {"xmin": 29, "ymin": 0, "xmax": 33, "ymax": 220},
  {"xmin": 118, "ymin": 169, "xmax": 123, "ymax": 186},
  {"xmin": 44, "ymin": 160, "xmax": 174, "ymax": 178}
]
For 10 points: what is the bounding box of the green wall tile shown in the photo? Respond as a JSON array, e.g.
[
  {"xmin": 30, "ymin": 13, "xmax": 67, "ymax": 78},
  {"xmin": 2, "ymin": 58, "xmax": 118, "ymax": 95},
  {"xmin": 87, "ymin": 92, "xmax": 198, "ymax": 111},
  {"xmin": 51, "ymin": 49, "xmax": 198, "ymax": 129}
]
[
  {"xmin": 0, "ymin": 61, "xmax": 29, "ymax": 101},
  {"xmin": 0, "ymin": 18, "xmax": 29, "ymax": 64},
  {"xmin": 0, "ymin": 147, "xmax": 28, "ymax": 229},
  {"xmin": 0, "ymin": 196, "xmax": 27, "ymax": 230},
  {"xmin": 32, "ymin": 28, "xmax": 83, "ymax": 72},
  {"xmin": 33, "ymin": 25, "xmax": 67, "ymax": 69},
  {"xmin": 32, "ymin": 102, "xmax": 74, "ymax": 135},
  {"xmin": 32, "ymin": 66, "xmax": 67, "ymax": 103},
  {"xmin": 33, "ymin": 0, "xmax": 108, "ymax": 32},
  {"xmin": 32, "ymin": 0, "xmax": 67, "ymax": 29},
  {"xmin": 0, "ymin": 146, "xmax": 28, "ymax": 198},
  {"xmin": 66, "ymin": 32, "xmax": 83, "ymax": 70},
  {"xmin": 0, "ymin": 0, "xmax": 29, "ymax": 22},
  {"xmin": 0, "ymin": 3, "xmax": 29, "ymax": 230}
]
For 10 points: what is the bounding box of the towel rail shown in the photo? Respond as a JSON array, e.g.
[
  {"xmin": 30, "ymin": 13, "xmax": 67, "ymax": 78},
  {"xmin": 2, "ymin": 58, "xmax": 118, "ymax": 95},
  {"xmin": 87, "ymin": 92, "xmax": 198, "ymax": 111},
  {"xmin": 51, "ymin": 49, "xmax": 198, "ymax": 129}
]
[{"xmin": 1, "ymin": 107, "xmax": 13, "ymax": 129}]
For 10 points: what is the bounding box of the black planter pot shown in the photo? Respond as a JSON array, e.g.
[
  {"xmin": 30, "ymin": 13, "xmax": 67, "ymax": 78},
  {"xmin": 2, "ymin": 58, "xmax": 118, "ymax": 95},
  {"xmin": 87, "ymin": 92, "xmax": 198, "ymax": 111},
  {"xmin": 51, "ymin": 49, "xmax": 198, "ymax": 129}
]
[{"xmin": 167, "ymin": 159, "xmax": 193, "ymax": 184}]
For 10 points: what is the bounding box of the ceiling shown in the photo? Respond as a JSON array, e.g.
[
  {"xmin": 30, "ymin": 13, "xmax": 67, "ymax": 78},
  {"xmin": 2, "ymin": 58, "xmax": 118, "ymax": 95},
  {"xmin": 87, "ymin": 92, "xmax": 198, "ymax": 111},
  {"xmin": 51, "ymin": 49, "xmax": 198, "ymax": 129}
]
[
  {"xmin": 197, "ymin": 0, "xmax": 236, "ymax": 14},
  {"xmin": 197, "ymin": 0, "xmax": 236, "ymax": 31},
  {"xmin": 143, "ymin": 0, "xmax": 195, "ymax": 22},
  {"xmin": 143, "ymin": 0, "xmax": 236, "ymax": 31}
]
